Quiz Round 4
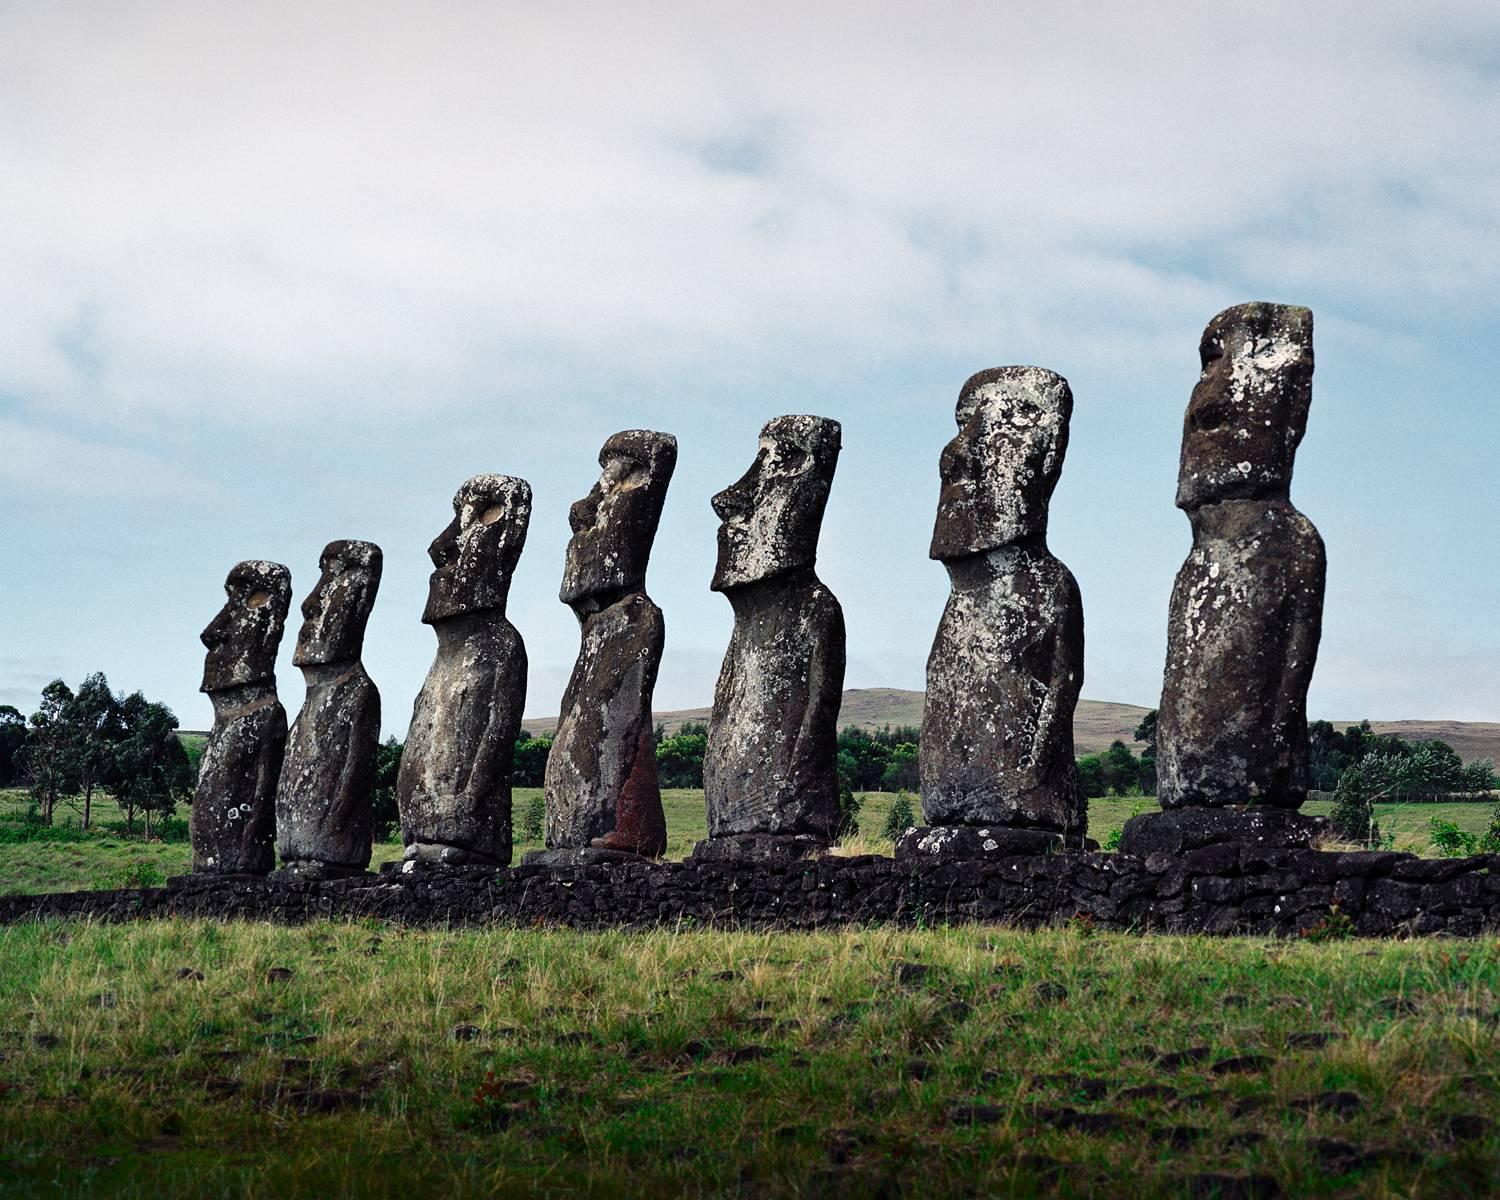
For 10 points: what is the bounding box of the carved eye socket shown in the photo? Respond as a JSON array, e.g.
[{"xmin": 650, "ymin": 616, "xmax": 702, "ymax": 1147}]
[
  {"xmin": 478, "ymin": 504, "xmax": 505, "ymax": 526},
  {"xmin": 246, "ymin": 591, "xmax": 271, "ymax": 609},
  {"xmin": 1193, "ymin": 401, "xmax": 1232, "ymax": 432}
]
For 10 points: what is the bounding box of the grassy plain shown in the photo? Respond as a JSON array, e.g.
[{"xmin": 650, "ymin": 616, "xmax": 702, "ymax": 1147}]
[
  {"xmin": 0, "ymin": 920, "xmax": 1497, "ymax": 1197},
  {"xmin": 2, "ymin": 789, "xmax": 1497, "ymax": 896}
]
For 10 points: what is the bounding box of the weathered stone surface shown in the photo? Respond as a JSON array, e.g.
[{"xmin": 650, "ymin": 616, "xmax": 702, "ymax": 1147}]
[
  {"xmin": 542, "ymin": 432, "xmax": 675, "ymax": 859},
  {"xmin": 895, "ymin": 825, "xmax": 1064, "ymax": 861},
  {"xmin": 1157, "ymin": 303, "xmax": 1324, "ymax": 811},
  {"xmin": 700, "ymin": 416, "xmax": 845, "ymax": 851},
  {"xmin": 920, "ymin": 367, "xmax": 1086, "ymax": 845},
  {"xmin": 8, "ymin": 846, "xmax": 1500, "ymax": 939},
  {"xmin": 689, "ymin": 833, "xmax": 831, "ymax": 864},
  {"xmin": 1119, "ymin": 806, "xmax": 1328, "ymax": 858},
  {"xmin": 275, "ymin": 541, "xmax": 382, "ymax": 876},
  {"xmin": 398, "ymin": 476, "xmax": 531, "ymax": 867},
  {"xmin": 14, "ymin": 840, "xmax": 1500, "ymax": 942},
  {"xmin": 191, "ymin": 560, "xmax": 291, "ymax": 875}
]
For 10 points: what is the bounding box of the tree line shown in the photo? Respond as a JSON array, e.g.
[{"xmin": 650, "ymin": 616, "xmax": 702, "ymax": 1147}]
[{"xmin": 1, "ymin": 673, "xmax": 195, "ymax": 835}]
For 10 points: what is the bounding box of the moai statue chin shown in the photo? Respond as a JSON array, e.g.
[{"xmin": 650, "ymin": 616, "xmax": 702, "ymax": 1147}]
[
  {"xmin": 900, "ymin": 367, "xmax": 1087, "ymax": 863},
  {"xmin": 527, "ymin": 432, "xmax": 677, "ymax": 867},
  {"xmin": 1120, "ymin": 302, "xmax": 1328, "ymax": 857},
  {"xmin": 398, "ymin": 475, "xmax": 530, "ymax": 868},
  {"xmin": 274, "ymin": 540, "xmax": 382, "ymax": 878},
  {"xmin": 694, "ymin": 415, "xmax": 846, "ymax": 863},
  {"xmin": 189, "ymin": 560, "xmax": 292, "ymax": 875}
]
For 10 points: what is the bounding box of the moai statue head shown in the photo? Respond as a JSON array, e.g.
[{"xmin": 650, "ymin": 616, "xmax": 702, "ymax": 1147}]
[
  {"xmin": 424, "ymin": 475, "xmax": 532, "ymax": 623},
  {"xmin": 200, "ymin": 560, "xmax": 292, "ymax": 692},
  {"xmin": 1176, "ymin": 302, "xmax": 1314, "ymax": 511},
  {"xmin": 292, "ymin": 540, "xmax": 382, "ymax": 667},
  {"xmin": 560, "ymin": 431, "xmax": 677, "ymax": 611},
  {"xmin": 931, "ymin": 367, "xmax": 1072, "ymax": 561},
  {"xmin": 711, "ymin": 415, "xmax": 841, "ymax": 592}
]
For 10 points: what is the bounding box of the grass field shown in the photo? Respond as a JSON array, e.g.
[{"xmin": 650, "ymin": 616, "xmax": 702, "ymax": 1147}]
[
  {"xmin": 2, "ymin": 789, "xmax": 1497, "ymax": 897},
  {"xmin": 0, "ymin": 920, "xmax": 1496, "ymax": 1197}
]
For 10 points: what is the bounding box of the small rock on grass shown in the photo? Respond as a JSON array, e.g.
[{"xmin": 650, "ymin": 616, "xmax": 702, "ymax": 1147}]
[
  {"xmin": 175, "ymin": 968, "xmax": 205, "ymax": 982},
  {"xmin": 265, "ymin": 967, "xmax": 295, "ymax": 983},
  {"xmin": 450, "ymin": 1024, "xmax": 482, "ymax": 1042},
  {"xmin": 949, "ymin": 1102, "xmax": 1005, "ymax": 1125},
  {"xmin": 1186, "ymin": 1173, "xmax": 1285, "ymax": 1199}
]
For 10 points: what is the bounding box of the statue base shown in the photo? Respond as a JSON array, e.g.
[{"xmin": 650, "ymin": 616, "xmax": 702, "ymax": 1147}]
[
  {"xmin": 689, "ymin": 834, "xmax": 831, "ymax": 864},
  {"xmin": 894, "ymin": 825, "xmax": 1073, "ymax": 861},
  {"xmin": 520, "ymin": 847, "xmax": 657, "ymax": 868},
  {"xmin": 269, "ymin": 861, "xmax": 374, "ymax": 883},
  {"xmin": 401, "ymin": 842, "xmax": 506, "ymax": 868},
  {"xmin": 1118, "ymin": 806, "xmax": 1329, "ymax": 858}
]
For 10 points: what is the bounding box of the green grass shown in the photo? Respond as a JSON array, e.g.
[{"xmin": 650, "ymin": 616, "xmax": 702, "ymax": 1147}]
[
  {"xmin": 2, "ymin": 788, "xmax": 1496, "ymax": 897},
  {"xmin": 0, "ymin": 920, "xmax": 1496, "ymax": 1197}
]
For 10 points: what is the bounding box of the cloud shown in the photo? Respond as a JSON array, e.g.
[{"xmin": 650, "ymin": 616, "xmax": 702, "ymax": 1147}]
[
  {"xmin": 0, "ymin": 1, "xmax": 1495, "ymax": 428},
  {"xmin": 0, "ymin": 415, "xmax": 201, "ymax": 498}
]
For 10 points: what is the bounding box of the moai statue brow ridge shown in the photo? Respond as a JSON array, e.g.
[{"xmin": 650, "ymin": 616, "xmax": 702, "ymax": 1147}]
[
  {"xmin": 190, "ymin": 560, "xmax": 292, "ymax": 875},
  {"xmin": 902, "ymin": 366, "xmax": 1087, "ymax": 862},
  {"xmin": 398, "ymin": 475, "xmax": 531, "ymax": 867},
  {"xmin": 274, "ymin": 539, "xmax": 382, "ymax": 878},
  {"xmin": 695, "ymin": 414, "xmax": 846, "ymax": 863}
]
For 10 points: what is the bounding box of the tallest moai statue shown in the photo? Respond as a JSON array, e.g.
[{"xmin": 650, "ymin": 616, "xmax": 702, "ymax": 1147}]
[{"xmin": 1122, "ymin": 303, "xmax": 1328, "ymax": 856}]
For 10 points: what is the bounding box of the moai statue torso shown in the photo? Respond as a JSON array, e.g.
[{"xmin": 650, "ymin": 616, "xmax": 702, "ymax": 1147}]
[
  {"xmin": 908, "ymin": 367, "xmax": 1086, "ymax": 860},
  {"xmin": 275, "ymin": 541, "xmax": 382, "ymax": 877},
  {"xmin": 537, "ymin": 432, "xmax": 676, "ymax": 863},
  {"xmin": 1122, "ymin": 303, "xmax": 1328, "ymax": 856},
  {"xmin": 696, "ymin": 415, "xmax": 846, "ymax": 862},
  {"xmin": 398, "ymin": 476, "xmax": 530, "ymax": 867},
  {"xmin": 190, "ymin": 560, "xmax": 291, "ymax": 875}
]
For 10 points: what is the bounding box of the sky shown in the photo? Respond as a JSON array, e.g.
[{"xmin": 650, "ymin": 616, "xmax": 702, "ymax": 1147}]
[{"xmin": 2, "ymin": 0, "xmax": 1498, "ymax": 735}]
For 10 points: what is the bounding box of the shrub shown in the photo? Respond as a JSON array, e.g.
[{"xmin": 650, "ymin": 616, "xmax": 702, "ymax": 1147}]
[
  {"xmin": 1430, "ymin": 817, "xmax": 1478, "ymax": 858},
  {"xmin": 836, "ymin": 783, "xmax": 861, "ymax": 839},
  {"xmin": 1330, "ymin": 765, "xmax": 1379, "ymax": 845},
  {"xmin": 1482, "ymin": 808, "xmax": 1500, "ymax": 855},
  {"xmin": 93, "ymin": 860, "xmax": 166, "ymax": 890},
  {"xmin": 881, "ymin": 792, "xmax": 916, "ymax": 841},
  {"xmin": 520, "ymin": 794, "xmax": 545, "ymax": 843}
]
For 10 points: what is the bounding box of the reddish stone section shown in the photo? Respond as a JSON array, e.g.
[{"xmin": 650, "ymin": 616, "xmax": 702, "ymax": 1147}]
[{"xmin": 539, "ymin": 432, "xmax": 676, "ymax": 861}]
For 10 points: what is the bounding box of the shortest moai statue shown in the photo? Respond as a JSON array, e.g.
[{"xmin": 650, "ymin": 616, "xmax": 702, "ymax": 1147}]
[
  {"xmin": 530, "ymin": 432, "xmax": 676, "ymax": 867},
  {"xmin": 695, "ymin": 415, "xmax": 846, "ymax": 863},
  {"xmin": 900, "ymin": 367, "xmax": 1087, "ymax": 863},
  {"xmin": 189, "ymin": 560, "xmax": 292, "ymax": 875},
  {"xmin": 398, "ymin": 475, "xmax": 531, "ymax": 868},
  {"xmin": 1121, "ymin": 302, "xmax": 1328, "ymax": 858},
  {"xmin": 274, "ymin": 540, "xmax": 382, "ymax": 878}
]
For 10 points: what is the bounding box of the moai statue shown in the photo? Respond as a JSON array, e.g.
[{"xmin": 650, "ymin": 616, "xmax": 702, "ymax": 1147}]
[
  {"xmin": 694, "ymin": 415, "xmax": 846, "ymax": 863},
  {"xmin": 528, "ymin": 433, "xmax": 676, "ymax": 866},
  {"xmin": 398, "ymin": 476, "xmax": 530, "ymax": 868},
  {"xmin": 274, "ymin": 540, "xmax": 382, "ymax": 878},
  {"xmin": 1120, "ymin": 303, "xmax": 1328, "ymax": 857},
  {"xmin": 189, "ymin": 561, "xmax": 292, "ymax": 875},
  {"xmin": 899, "ymin": 367, "xmax": 1087, "ymax": 862}
]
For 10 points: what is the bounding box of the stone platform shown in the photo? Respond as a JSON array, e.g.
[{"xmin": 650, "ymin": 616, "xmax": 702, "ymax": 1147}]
[{"xmin": 6, "ymin": 845, "xmax": 1498, "ymax": 938}]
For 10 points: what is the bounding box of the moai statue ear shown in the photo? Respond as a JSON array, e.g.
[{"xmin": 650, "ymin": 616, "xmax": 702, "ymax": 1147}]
[
  {"xmin": 1123, "ymin": 303, "xmax": 1327, "ymax": 858},
  {"xmin": 910, "ymin": 367, "xmax": 1087, "ymax": 863}
]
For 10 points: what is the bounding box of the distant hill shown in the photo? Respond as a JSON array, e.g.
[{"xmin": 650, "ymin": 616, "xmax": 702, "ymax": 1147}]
[{"xmin": 524, "ymin": 687, "xmax": 1500, "ymax": 764}]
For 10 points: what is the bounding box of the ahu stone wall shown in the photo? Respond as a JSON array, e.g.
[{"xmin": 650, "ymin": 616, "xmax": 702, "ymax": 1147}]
[{"xmin": 2, "ymin": 846, "xmax": 1497, "ymax": 937}]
